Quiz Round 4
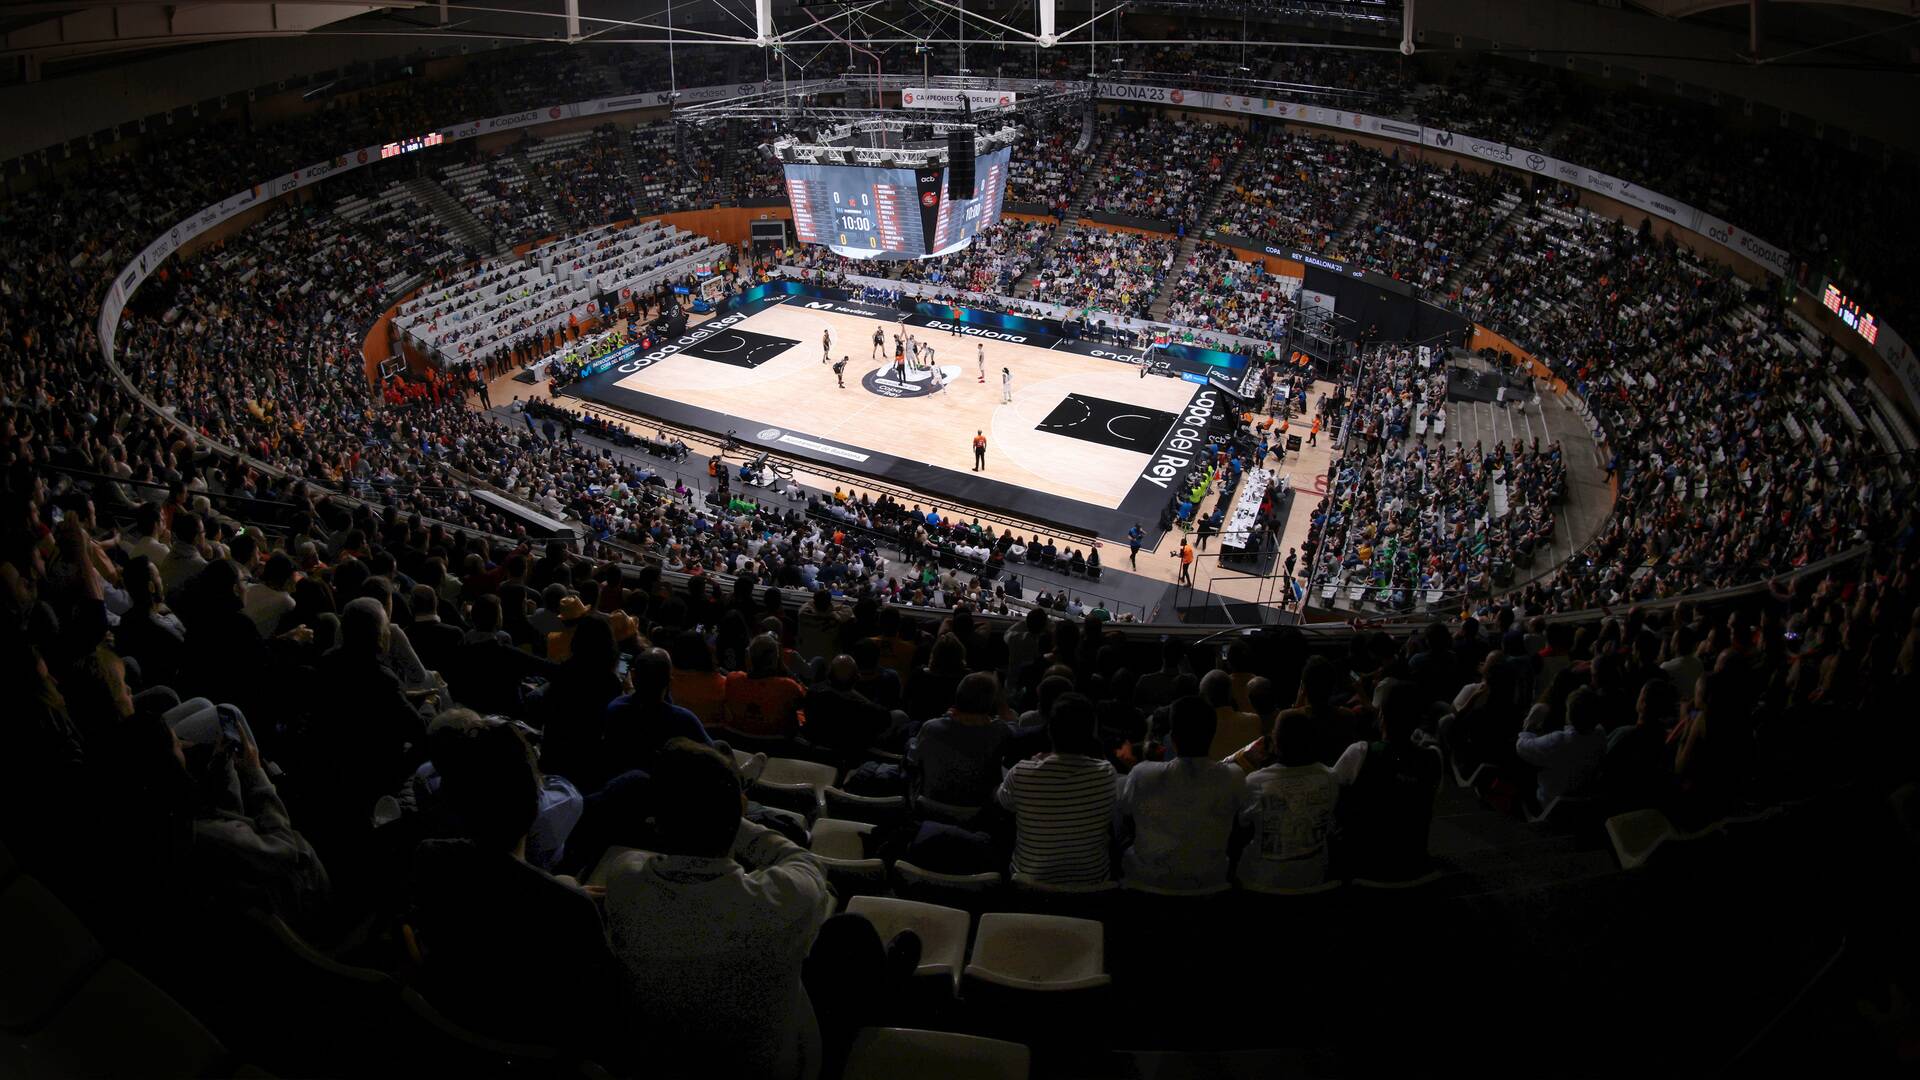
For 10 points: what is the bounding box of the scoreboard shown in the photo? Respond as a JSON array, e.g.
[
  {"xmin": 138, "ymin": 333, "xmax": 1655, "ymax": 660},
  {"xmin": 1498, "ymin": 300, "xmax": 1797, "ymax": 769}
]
[{"xmin": 783, "ymin": 145, "xmax": 1011, "ymax": 259}]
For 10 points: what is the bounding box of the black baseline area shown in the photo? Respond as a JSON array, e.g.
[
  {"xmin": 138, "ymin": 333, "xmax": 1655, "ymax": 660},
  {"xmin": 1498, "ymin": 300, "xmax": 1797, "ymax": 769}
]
[
  {"xmin": 1037, "ymin": 394, "xmax": 1178, "ymax": 453},
  {"xmin": 683, "ymin": 327, "xmax": 801, "ymax": 369}
]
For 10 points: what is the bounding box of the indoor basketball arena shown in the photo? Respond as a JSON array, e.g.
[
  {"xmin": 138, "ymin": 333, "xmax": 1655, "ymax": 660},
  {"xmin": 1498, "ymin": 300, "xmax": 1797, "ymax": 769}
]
[{"xmin": 3, "ymin": 1, "xmax": 1917, "ymax": 1077}]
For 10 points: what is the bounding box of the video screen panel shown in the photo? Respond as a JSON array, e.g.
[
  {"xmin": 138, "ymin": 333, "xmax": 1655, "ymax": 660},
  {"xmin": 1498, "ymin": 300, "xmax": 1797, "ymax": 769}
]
[
  {"xmin": 782, "ymin": 164, "xmax": 925, "ymax": 256},
  {"xmin": 784, "ymin": 145, "xmax": 1012, "ymax": 259},
  {"xmin": 931, "ymin": 145, "xmax": 1011, "ymax": 255}
]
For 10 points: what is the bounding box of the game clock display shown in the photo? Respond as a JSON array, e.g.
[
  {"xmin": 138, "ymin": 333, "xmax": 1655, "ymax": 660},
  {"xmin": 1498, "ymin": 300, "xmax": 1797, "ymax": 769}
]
[{"xmin": 782, "ymin": 146, "xmax": 1010, "ymax": 259}]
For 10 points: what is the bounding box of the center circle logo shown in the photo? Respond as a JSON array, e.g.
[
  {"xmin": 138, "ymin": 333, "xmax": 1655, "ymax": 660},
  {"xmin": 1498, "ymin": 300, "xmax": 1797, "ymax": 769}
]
[
  {"xmin": 861, "ymin": 363, "xmax": 962, "ymax": 399},
  {"xmin": 757, "ymin": 427, "xmax": 783, "ymax": 441}
]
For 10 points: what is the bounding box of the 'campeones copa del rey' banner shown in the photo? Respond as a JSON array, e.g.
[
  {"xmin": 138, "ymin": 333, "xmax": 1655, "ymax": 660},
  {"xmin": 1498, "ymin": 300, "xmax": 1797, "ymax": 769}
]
[{"xmin": 100, "ymin": 74, "xmax": 1913, "ymax": 416}]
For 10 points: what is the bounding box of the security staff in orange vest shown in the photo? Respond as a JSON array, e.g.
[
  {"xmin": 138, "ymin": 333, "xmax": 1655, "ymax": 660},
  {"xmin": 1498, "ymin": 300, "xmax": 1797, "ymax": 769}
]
[{"xmin": 1174, "ymin": 539, "xmax": 1195, "ymax": 585}]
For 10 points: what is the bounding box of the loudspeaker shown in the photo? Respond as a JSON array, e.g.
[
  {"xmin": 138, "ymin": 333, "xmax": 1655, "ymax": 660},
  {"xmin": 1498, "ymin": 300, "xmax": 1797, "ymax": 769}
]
[{"xmin": 947, "ymin": 131, "xmax": 976, "ymax": 195}]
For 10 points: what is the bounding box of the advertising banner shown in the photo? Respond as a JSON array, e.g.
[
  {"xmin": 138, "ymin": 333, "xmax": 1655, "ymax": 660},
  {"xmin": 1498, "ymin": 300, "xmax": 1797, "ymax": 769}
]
[{"xmin": 900, "ymin": 87, "xmax": 1018, "ymax": 111}]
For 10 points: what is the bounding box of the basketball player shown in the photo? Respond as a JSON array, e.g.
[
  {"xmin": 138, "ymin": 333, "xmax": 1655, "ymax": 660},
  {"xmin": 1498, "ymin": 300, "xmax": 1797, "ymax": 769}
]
[
  {"xmin": 1001, "ymin": 366, "xmax": 1013, "ymax": 404},
  {"xmin": 821, "ymin": 329, "xmax": 831, "ymax": 364},
  {"xmin": 872, "ymin": 327, "xmax": 885, "ymax": 359},
  {"xmin": 833, "ymin": 355, "xmax": 848, "ymax": 388},
  {"xmin": 977, "ymin": 343, "xmax": 986, "ymax": 383},
  {"xmin": 894, "ymin": 338, "xmax": 908, "ymax": 381}
]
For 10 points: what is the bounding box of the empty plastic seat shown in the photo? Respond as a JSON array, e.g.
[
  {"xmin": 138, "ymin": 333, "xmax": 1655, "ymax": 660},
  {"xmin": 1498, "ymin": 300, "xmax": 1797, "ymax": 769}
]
[
  {"xmin": 912, "ymin": 796, "xmax": 985, "ymax": 826},
  {"xmin": 843, "ymin": 1026, "xmax": 1030, "ymax": 1080},
  {"xmin": 847, "ymin": 896, "xmax": 973, "ymax": 995},
  {"xmin": 752, "ymin": 757, "xmax": 840, "ymax": 819},
  {"xmin": 965, "ymin": 912, "xmax": 1110, "ymax": 992},
  {"xmin": 809, "ymin": 819, "xmax": 885, "ymax": 899},
  {"xmin": 0, "ymin": 874, "xmax": 106, "ymax": 1032},
  {"xmin": 895, "ymin": 861, "xmax": 1002, "ymax": 893},
  {"xmin": 825, "ymin": 787, "xmax": 909, "ymax": 827},
  {"xmin": 809, "ymin": 818, "xmax": 875, "ymax": 862},
  {"xmin": 1605, "ymin": 808, "xmax": 1677, "ymax": 870}
]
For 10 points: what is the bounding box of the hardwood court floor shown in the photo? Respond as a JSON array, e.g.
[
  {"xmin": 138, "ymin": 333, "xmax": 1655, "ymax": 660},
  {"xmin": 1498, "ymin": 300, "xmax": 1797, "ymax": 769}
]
[{"xmin": 612, "ymin": 302, "xmax": 1200, "ymax": 513}]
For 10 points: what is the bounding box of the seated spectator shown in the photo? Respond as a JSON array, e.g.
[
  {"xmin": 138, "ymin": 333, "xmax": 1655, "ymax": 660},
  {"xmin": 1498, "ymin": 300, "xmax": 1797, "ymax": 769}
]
[
  {"xmin": 908, "ymin": 671, "xmax": 1013, "ymax": 808},
  {"xmin": 1237, "ymin": 707, "xmax": 1345, "ymax": 891},
  {"xmin": 1601, "ymin": 676, "xmax": 1680, "ymax": 809},
  {"xmin": 1335, "ymin": 681, "xmax": 1441, "ymax": 881},
  {"xmin": 603, "ymin": 738, "xmax": 833, "ymax": 1079},
  {"xmin": 721, "ymin": 633, "xmax": 806, "ymax": 739},
  {"xmin": 795, "ymin": 588, "xmax": 844, "ymax": 664},
  {"xmin": 1515, "ymin": 685, "xmax": 1607, "ymax": 806},
  {"xmin": 172, "ymin": 709, "xmax": 331, "ymax": 924},
  {"xmin": 300, "ymin": 597, "xmax": 429, "ymax": 866},
  {"xmin": 1200, "ymin": 668, "xmax": 1262, "ymax": 760},
  {"xmin": 997, "ymin": 692, "xmax": 1117, "ymax": 885},
  {"xmin": 243, "ymin": 553, "xmax": 299, "ymax": 640},
  {"xmin": 407, "ymin": 718, "xmax": 618, "ymax": 1053},
  {"xmin": 403, "ymin": 582, "xmax": 463, "ymax": 677},
  {"xmin": 905, "ymin": 631, "xmax": 969, "ymax": 724},
  {"xmin": 802, "ymin": 655, "xmax": 899, "ymax": 761},
  {"xmin": 667, "ymin": 629, "xmax": 729, "ymax": 729},
  {"xmin": 1118, "ymin": 695, "xmax": 1246, "ymax": 891},
  {"xmin": 531, "ymin": 613, "xmax": 625, "ymax": 786},
  {"xmin": 849, "ymin": 637, "xmax": 903, "ymax": 713},
  {"xmin": 603, "ymin": 648, "xmax": 713, "ymax": 780}
]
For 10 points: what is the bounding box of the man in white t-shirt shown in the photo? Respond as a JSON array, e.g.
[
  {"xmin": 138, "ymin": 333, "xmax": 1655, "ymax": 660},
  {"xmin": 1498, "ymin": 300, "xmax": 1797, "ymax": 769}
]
[{"xmin": 1119, "ymin": 696, "xmax": 1247, "ymax": 891}]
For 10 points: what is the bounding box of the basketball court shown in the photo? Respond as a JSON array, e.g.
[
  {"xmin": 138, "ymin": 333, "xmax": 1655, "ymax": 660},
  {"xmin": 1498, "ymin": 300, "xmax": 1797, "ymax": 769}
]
[{"xmin": 562, "ymin": 294, "xmax": 1246, "ymax": 541}]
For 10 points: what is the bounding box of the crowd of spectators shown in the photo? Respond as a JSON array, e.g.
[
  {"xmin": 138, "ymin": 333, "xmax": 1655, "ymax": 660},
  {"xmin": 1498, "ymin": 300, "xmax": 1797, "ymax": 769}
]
[
  {"xmin": 1004, "ymin": 110, "xmax": 1087, "ymax": 215},
  {"xmin": 1212, "ymin": 126, "xmax": 1385, "ymax": 251},
  {"xmin": 1340, "ymin": 159, "xmax": 1515, "ymax": 296},
  {"xmin": 1306, "ymin": 345, "xmax": 1566, "ymax": 605},
  {"xmin": 523, "ymin": 127, "xmax": 639, "ymax": 236},
  {"xmin": 10, "ymin": 429, "xmax": 1911, "ymax": 1072},
  {"xmin": 895, "ymin": 220, "xmax": 1055, "ymax": 295},
  {"xmin": 1083, "ymin": 114, "xmax": 1245, "ymax": 230},
  {"xmin": 1162, "ymin": 241, "xmax": 1296, "ymax": 340},
  {"xmin": 1023, "ymin": 225, "xmax": 1179, "ymax": 318}
]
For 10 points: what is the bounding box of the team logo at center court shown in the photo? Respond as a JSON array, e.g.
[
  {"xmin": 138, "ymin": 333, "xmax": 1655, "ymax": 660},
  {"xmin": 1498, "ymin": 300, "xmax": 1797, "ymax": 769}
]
[{"xmin": 861, "ymin": 363, "xmax": 963, "ymax": 399}]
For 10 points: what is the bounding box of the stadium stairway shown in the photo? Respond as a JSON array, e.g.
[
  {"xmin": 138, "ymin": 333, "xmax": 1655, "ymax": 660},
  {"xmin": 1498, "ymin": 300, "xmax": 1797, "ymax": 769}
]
[
  {"xmin": 1144, "ymin": 140, "xmax": 1255, "ymax": 321},
  {"xmin": 1326, "ymin": 179, "xmax": 1382, "ymax": 258},
  {"xmin": 405, "ymin": 176, "xmax": 500, "ymax": 256},
  {"xmin": 513, "ymin": 149, "xmax": 567, "ymax": 237},
  {"xmin": 1440, "ymin": 189, "xmax": 1525, "ymax": 297},
  {"xmin": 1010, "ymin": 132, "xmax": 1112, "ymax": 296}
]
